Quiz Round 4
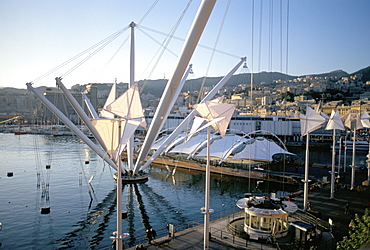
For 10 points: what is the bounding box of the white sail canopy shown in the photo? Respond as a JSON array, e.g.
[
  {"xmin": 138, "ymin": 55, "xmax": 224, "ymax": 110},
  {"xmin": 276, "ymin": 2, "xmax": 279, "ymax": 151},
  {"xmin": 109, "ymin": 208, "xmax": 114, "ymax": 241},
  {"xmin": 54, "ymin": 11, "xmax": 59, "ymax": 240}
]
[
  {"xmin": 299, "ymin": 106, "xmax": 326, "ymax": 136},
  {"xmin": 342, "ymin": 112, "xmax": 352, "ymax": 129},
  {"xmin": 189, "ymin": 116, "xmax": 208, "ymax": 137},
  {"xmin": 193, "ymin": 98, "xmax": 236, "ymax": 137},
  {"xmin": 105, "ymin": 83, "xmax": 146, "ymax": 128},
  {"xmin": 100, "ymin": 81, "xmax": 116, "ymax": 119},
  {"xmin": 356, "ymin": 113, "xmax": 364, "ymax": 130},
  {"xmin": 186, "ymin": 117, "xmax": 224, "ymax": 142},
  {"xmin": 92, "ymin": 83, "xmax": 146, "ymax": 161},
  {"xmin": 232, "ymin": 137, "xmax": 295, "ymax": 162},
  {"xmin": 361, "ymin": 110, "xmax": 370, "ymax": 128},
  {"xmin": 91, "ymin": 119, "xmax": 122, "ymax": 157},
  {"xmin": 325, "ymin": 110, "xmax": 344, "ymax": 130}
]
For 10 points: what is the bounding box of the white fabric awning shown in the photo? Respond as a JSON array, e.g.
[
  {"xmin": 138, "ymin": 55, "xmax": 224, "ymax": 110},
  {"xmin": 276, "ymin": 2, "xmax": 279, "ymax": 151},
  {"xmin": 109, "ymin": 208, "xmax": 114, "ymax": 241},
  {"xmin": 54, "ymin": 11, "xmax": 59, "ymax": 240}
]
[
  {"xmin": 151, "ymin": 132, "xmax": 295, "ymax": 163},
  {"xmin": 232, "ymin": 137, "xmax": 295, "ymax": 161},
  {"xmin": 168, "ymin": 133, "xmax": 219, "ymax": 155},
  {"xmin": 196, "ymin": 134, "xmax": 245, "ymax": 159}
]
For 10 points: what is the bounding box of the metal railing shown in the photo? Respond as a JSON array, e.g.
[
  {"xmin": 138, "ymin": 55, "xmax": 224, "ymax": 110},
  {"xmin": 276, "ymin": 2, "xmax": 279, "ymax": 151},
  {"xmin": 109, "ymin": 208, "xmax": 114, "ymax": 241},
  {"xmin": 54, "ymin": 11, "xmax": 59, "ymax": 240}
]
[{"xmin": 123, "ymin": 209, "xmax": 239, "ymax": 247}]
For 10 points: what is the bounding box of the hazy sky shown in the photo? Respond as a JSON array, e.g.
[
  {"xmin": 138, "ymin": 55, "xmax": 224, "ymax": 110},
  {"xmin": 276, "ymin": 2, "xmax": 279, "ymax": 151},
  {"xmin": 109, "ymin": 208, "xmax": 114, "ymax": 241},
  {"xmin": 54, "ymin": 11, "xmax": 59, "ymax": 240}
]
[{"xmin": 1, "ymin": 0, "xmax": 369, "ymax": 89}]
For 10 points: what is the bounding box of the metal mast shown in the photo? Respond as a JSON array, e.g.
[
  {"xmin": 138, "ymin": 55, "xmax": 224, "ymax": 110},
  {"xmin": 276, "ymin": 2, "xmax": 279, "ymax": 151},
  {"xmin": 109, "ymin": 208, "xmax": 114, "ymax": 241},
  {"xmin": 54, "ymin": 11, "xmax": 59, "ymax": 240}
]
[{"xmin": 134, "ymin": 0, "xmax": 217, "ymax": 174}]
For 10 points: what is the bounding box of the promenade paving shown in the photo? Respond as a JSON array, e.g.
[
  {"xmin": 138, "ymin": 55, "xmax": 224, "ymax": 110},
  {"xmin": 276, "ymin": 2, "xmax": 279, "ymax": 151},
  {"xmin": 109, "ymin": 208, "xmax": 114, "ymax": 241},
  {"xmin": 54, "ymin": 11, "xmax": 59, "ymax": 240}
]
[{"xmin": 127, "ymin": 165, "xmax": 370, "ymax": 249}]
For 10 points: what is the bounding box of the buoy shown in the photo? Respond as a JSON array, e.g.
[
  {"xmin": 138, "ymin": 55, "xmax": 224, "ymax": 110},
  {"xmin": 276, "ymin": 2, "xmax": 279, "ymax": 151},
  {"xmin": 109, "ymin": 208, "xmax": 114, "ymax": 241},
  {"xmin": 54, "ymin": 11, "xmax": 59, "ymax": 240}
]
[
  {"xmin": 122, "ymin": 211, "xmax": 128, "ymax": 219},
  {"xmin": 45, "ymin": 165, "xmax": 51, "ymax": 169},
  {"xmin": 7, "ymin": 172, "xmax": 13, "ymax": 177},
  {"xmin": 40, "ymin": 206, "xmax": 50, "ymax": 214},
  {"xmin": 85, "ymin": 161, "xmax": 89, "ymax": 164}
]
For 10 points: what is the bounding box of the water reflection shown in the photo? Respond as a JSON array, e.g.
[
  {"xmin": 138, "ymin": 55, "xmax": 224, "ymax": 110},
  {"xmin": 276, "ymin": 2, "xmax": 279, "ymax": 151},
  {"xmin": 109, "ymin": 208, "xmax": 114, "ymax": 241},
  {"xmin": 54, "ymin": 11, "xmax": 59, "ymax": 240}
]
[
  {"xmin": 0, "ymin": 134, "xmax": 303, "ymax": 249},
  {"xmin": 56, "ymin": 188, "xmax": 116, "ymax": 249}
]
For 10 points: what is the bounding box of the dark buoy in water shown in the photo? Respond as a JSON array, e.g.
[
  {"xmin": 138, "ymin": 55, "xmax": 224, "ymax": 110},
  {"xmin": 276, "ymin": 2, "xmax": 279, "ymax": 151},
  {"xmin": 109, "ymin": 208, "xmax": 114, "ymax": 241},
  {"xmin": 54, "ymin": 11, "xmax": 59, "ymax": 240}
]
[
  {"xmin": 122, "ymin": 210, "xmax": 128, "ymax": 219},
  {"xmin": 40, "ymin": 206, "xmax": 50, "ymax": 214},
  {"xmin": 85, "ymin": 161, "xmax": 89, "ymax": 164},
  {"xmin": 46, "ymin": 165, "xmax": 51, "ymax": 169},
  {"xmin": 7, "ymin": 172, "xmax": 13, "ymax": 177}
]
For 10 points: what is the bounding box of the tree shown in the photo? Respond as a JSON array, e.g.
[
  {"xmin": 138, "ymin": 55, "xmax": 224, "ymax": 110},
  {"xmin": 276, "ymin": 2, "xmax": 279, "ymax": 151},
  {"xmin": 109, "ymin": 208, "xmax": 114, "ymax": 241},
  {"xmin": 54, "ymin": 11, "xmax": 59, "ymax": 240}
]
[
  {"xmin": 337, "ymin": 208, "xmax": 370, "ymax": 249},
  {"xmin": 280, "ymin": 91, "xmax": 294, "ymax": 102}
]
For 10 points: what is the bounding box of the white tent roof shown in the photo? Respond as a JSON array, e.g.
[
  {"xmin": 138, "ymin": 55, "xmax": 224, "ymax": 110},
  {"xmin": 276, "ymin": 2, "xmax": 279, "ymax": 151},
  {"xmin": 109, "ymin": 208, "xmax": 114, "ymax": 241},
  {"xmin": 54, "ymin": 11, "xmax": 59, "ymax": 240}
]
[
  {"xmin": 151, "ymin": 132, "xmax": 294, "ymax": 163},
  {"xmin": 196, "ymin": 134, "xmax": 245, "ymax": 159},
  {"xmin": 168, "ymin": 133, "xmax": 219, "ymax": 155},
  {"xmin": 232, "ymin": 137, "xmax": 295, "ymax": 162},
  {"xmin": 150, "ymin": 132, "xmax": 188, "ymax": 151}
]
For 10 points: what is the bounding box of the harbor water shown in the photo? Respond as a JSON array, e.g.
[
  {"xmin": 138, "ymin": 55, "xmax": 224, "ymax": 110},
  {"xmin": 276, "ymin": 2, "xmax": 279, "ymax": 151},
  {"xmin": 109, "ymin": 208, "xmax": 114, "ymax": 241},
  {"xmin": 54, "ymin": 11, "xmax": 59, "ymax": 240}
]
[{"xmin": 0, "ymin": 133, "xmax": 367, "ymax": 249}]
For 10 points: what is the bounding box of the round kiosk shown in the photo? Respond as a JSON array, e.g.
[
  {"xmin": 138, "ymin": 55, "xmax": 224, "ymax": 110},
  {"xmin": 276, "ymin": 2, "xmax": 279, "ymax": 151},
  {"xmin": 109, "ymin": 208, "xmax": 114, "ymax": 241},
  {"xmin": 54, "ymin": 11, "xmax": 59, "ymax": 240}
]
[{"xmin": 236, "ymin": 195, "xmax": 298, "ymax": 240}]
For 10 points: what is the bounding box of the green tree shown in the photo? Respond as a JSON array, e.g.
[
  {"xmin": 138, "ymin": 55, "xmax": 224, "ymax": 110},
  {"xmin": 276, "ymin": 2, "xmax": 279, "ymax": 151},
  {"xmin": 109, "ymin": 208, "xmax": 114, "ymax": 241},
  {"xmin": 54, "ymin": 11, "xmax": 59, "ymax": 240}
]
[
  {"xmin": 281, "ymin": 91, "xmax": 294, "ymax": 102},
  {"xmin": 337, "ymin": 208, "xmax": 370, "ymax": 249}
]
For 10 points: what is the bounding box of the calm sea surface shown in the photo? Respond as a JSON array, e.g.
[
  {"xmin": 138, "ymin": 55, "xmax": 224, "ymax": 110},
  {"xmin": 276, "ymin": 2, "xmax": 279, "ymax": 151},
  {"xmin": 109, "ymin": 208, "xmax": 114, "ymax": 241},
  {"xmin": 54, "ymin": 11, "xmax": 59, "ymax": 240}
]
[{"xmin": 0, "ymin": 133, "xmax": 366, "ymax": 249}]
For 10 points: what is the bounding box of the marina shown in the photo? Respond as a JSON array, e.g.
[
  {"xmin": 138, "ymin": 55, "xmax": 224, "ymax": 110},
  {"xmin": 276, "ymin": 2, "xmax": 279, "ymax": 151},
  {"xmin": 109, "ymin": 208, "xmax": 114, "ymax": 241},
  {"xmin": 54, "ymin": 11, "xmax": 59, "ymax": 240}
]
[
  {"xmin": 1, "ymin": 1, "xmax": 370, "ymax": 249},
  {"xmin": 0, "ymin": 132, "xmax": 369, "ymax": 249},
  {"xmin": 0, "ymin": 133, "xmax": 296, "ymax": 249}
]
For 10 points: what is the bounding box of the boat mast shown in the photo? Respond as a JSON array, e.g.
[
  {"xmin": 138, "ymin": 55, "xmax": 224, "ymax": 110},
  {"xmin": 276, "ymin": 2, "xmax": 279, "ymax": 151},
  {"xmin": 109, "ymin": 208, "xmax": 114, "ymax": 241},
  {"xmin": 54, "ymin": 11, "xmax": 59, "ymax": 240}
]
[{"xmin": 134, "ymin": 0, "xmax": 217, "ymax": 174}]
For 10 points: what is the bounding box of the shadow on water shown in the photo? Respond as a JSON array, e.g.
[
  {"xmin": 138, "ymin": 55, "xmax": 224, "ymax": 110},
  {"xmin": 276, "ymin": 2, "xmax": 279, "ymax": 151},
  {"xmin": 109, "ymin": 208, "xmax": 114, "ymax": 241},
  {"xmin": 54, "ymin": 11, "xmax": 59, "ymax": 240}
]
[
  {"xmin": 55, "ymin": 182, "xmax": 180, "ymax": 248},
  {"xmin": 54, "ymin": 167, "xmax": 297, "ymax": 249},
  {"xmin": 139, "ymin": 183, "xmax": 188, "ymax": 226},
  {"xmin": 55, "ymin": 188, "xmax": 117, "ymax": 249},
  {"xmin": 123, "ymin": 183, "xmax": 156, "ymax": 247}
]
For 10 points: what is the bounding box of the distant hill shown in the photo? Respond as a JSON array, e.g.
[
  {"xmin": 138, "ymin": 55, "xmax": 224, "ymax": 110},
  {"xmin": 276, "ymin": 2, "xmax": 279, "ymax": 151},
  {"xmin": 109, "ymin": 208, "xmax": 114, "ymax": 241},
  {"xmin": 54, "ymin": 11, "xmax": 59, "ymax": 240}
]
[
  {"xmin": 303, "ymin": 69, "xmax": 349, "ymax": 79},
  {"xmin": 137, "ymin": 72, "xmax": 298, "ymax": 98},
  {"xmin": 350, "ymin": 65, "xmax": 370, "ymax": 82}
]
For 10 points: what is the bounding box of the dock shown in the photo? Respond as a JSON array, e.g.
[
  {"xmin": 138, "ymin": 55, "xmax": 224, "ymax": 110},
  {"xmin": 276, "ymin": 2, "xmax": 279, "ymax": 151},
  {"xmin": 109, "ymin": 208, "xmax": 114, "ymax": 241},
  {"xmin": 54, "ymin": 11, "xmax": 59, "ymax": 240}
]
[
  {"xmin": 151, "ymin": 156, "xmax": 299, "ymax": 185},
  {"xmin": 127, "ymin": 165, "xmax": 370, "ymax": 249}
]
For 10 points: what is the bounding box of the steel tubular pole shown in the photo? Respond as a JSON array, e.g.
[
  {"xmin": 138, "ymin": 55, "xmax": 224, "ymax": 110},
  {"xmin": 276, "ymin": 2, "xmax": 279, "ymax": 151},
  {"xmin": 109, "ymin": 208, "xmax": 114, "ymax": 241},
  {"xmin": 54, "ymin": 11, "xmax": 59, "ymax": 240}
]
[
  {"xmin": 303, "ymin": 133, "xmax": 309, "ymax": 211},
  {"xmin": 204, "ymin": 125, "xmax": 211, "ymax": 249},
  {"xmin": 56, "ymin": 78, "xmax": 107, "ymax": 152},
  {"xmin": 330, "ymin": 129, "xmax": 336, "ymax": 199},
  {"xmin": 140, "ymin": 57, "xmax": 245, "ymax": 171},
  {"xmin": 116, "ymin": 153, "xmax": 123, "ymax": 250},
  {"xmin": 26, "ymin": 83, "xmax": 118, "ymax": 170},
  {"xmin": 134, "ymin": 0, "xmax": 216, "ymax": 173},
  {"xmin": 127, "ymin": 21, "xmax": 135, "ymax": 171},
  {"xmin": 351, "ymin": 125, "xmax": 356, "ymax": 190}
]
